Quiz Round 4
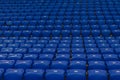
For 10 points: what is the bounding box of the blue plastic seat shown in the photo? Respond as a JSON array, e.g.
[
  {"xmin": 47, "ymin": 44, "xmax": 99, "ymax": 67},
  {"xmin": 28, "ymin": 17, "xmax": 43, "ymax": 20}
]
[
  {"xmin": 3, "ymin": 40, "xmax": 14, "ymax": 44},
  {"xmin": 0, "ymin": 54, "xmax": 7, "ymax": 60},
  {"xmin": 85, "ymin": 44, "xmax": 96, "ymax": 48},
  {"xmin": 92, "ymin": 30, "xmax": 100, "ymax": 36},
  {"xmin": 57, "ymin": 48, "xmax": 70, "ymax": 54},
  {"xmin": 52, "ymin": 30, "xmax": 60, "ymax": 37},
  {"xmin": 9, "ymin": 37, "xmax": 18, "ymax": 40},
  {"xmin": 59, "ymin": 44, "xmax": 70, "ymax": 48},
  {"xmin": 7, "ymin": 54, "xmax": 22, "ymax": 60},
  {"xmin": 46, "ymin": 44, "xmax": 57, "ymax": 48},
  {"xmin": 49, "ymin": 40, "xmax": 59, "ymax": 44},
  {"xmin": 29, "ymin": 37, "xmax": 39, "ymax": 40},
  {"xmin": 102, "ymin": 30, "xmax": 111, "ymax": 36},
  {"xmin": 8, "ymin": 43, "xmax": 19, "ymax": 48},
  {"xmin": 39, "ymin": 54, "xmax": 54, "ymax": 61},
  {"xmin": 112, "ymin": 30, "xmax": 120, "ymax": 36},
  {"xmin": 45, "ymin": 69, "xmax": 65, "ymax": 80},
  {"xmin": 28, "ymin": 48, "xmax": 41, "ymax": 54},
  {"xmin": 32, "ymin": 30, "xmax": 41, "ymax": 37},
  {"xmin": 98, "ymin": 44, "xmax": 110, "ymax": 48},
  {"xmin": 82, "ymin": 30, "xmax": 90, "ymax": 37},
  {"xmin": 22, "ymin": 30, "xmax": 31, "ymax": 37},
  {"xmin": 20, "ymin": 44, "xmax": 31, "ymax": 48},
  {"xmin": 87, "ymin": 54, "xmax": 102, "ymax": 61},
  {"xmin": 96, "ymin": 40, "xmax": 107, "ymax": 44},
  {"xmin": 33, "ymin": 44, "xmax": 45, "ymax": 48},
  {"xmin": 14, "ymin": 48, "xmax": 27, "ymax": 54},
  {"xmin": 0, "ymin": 44, "xmax": 7, "ymax": 49},
  {"xmin": 88, "ymin": 70, "xmax": 108, "ymax": 80},
  {"xmin": 72, "ymin": 40, "xmax": 83, "ymax": 44},
  {"xmin": 26, "ymin": 40, "xmax": 36, "ymax": 44},
  {"xmin": 42, "ymin": 30, "xmax": 51, "ymax": 37},
  {"xmin": 115, "ymin": 48, "xmax": 120, "ymax": 54},
  {"xmin": 0, "ymin": 60, "xmax": 15, "ymax": 69},
  {"xmin": 61, "ymin": 30, "xmax": 70, "ymax": 37},
  {"xmin": 24, "ymin": 69, "xmax": 44, "ymax": 80},
  {"xmin": 4, "ymin": 69, "xmax": 24, "ymax": 80},
  {"xmin": 86, "ymin": 48, "xmax": 99, "ymax": 54},
  {"xmin": 23, "ymin": 54, "xmax": 38, "ymax": 60},
  {"xmin": 67, "ymin": 69, "xmax": 86, "ymax": 80},
  {"xmin": 60, "ymin": 40, "xmax": 71, "ymax": 44},
  {"xmin": 72, "ymin": 30, "xmax": 80, "ymax": 37},
  {"xmin": 108, "ymin": 40, "xmax": 119, "ymax": 44},
  {"xmin": 88, "ymin": 61, "xmax": 106, "ymax": 70},
  {"xmin": 72, "ymin": 48, "xmax": 84, "ymax": 54},
  {"xmin": 84, "ymin": 40, "xmax": 95, "ymax": 44},
  {"xmin": 15, "ymin": 40, "xmax": 25, "ymax": 44},
  {"xmin": 15, "ymin": 60, "xmax": 32, "ymax": 69},
  {"xmin": 72, "ymin": 44, "xmax": 83, "ymax": 48},
  {"xmin": 70, "ymin": 61, "xmax": 86, "ymax": 69},
  {"xmin": 100, "ymin": 48, "xmax": 114, "ymax": 54},
  {"xmin": 55, "ymin": 54, "xmax": 70, "ymax": 61},
  {"xmin": 72, "ymin": 54, "xmax": 86, "ymax": 61},
  {"xmin": 110, "ymin": 44, "xmax": 120, "ymax": 48},
  {"xmin": 43, "ymin": 48, "xmax": 56, "ymax": 54},
  {"xmin": 1, "ymin": 48, "xmax": 13, "ymax": 53},
  {"xmin": 51, "ymin": 37, "xmax": 60, "ymax": 40},
  {"xmin": 109, "ymin": 70, "xmax": 120, "ymax": 80},
  {"xmin": 33, "ymin": 60, "xmax": 50, "ymax": 69},
  {"xmin": 51, "ymin": 61, "xmax": 68, "ymax": 70},
  {"xmin": 13, "ymin": 31, "xmax": 21, "ymax": 36},
  {"xmin": 106, "ymin": 61, "xmax": 120, "ymax": 70},
  {"xmin": 103, "ymin": 54, "xmax": 118, "ymax": 61},
  {"xmin": 3, "ymin": 31, "xmax": 13, "ymax": 37},
  {"xmin": 18, "ymin": 26, "xmax": 26, "ymax": 30}
]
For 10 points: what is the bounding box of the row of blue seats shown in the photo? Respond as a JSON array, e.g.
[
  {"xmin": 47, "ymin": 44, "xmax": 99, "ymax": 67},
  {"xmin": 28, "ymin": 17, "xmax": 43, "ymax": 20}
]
[
  {"xmin": 0, "ymin": 5, "xmax": 118, "ymax": 8},
  {"xmin": 0, "ymin": 69, "xmax": 119, "ymax": 80},
  {"xmin": 0, "ymin": 60, "xmax": 119, "ymax": 70},
  {"xmin": 0, "ymin": 6, "xmax": 118, "ymax": 9},
  {"xmin": 0, "ymin": 14, "xmax": 119, "ymax": 17},
  {"xmin": 0, "ymin": 10, "xmax": 118, "ymax": 13},
  {"xmin": 0, "ymin": 0, "xmax": 118, "ymax": 3},
  {"xmin": 0, "ymin": 9, "xmax": 119, "ymax": 12},
  {"xmin": 0, "ymin": 11, "xmax": 118, "ymax": 14},
  {"xmin": 0, "ymin": 17, "xmax": 119, "ymax": 21},
  {"xmin": 0, "ymin": 10, "xmax": 119, "ymax": 13},
  {"xmin": 0, "ymin": 40, "xmax": 119, "ymax": 44},
  {"xmin": 0, "ymin": 54, "xmax": 120, "ymax": 61},
  {"xmin": 0, "ymin": 36, "xmax": 119, "ymax": 39},
  {"xmin": 0, "ymin": 25, "xmax": 119, "ymax": 30},
  {"xmin": 1, "ymin": 14, "xmax": 118, "ymax": 20},
  {"xmin": 0, "ymin": 3, "xmax": 118, "ymax": 5},
  {"xmin": 1, "ymin": 47, "xmax": 120, "ymax": 54},
  {"xmin": 0, "ymin": 0, "xmax": 118, "ymax": 2},
  {"xmin": 0, "ymin": 8, "xmax": 119, "ymax": 11},
  {"xmin": 0, "ymin": 19, "xmax": 119, "ymax": 23},
  {"xmin": 0, "ymin": 25, "xmax": 119, "ymax": 31},
  {"xmin": 0, "ymin": 30, "xmax": 119, "ymax": 37},
  {"xmin": 0, "ymin": 43, "xmax": 120, "ymax": 48},
  {"xmin": 1, "ymin": 9, "xmax": 119, "ymax": 13},
  {"xmin": 0, "ymin": 0, "xmax": 117, "ymax": 2},
  {"xmin": 0, "ymin": 4, "xmax": 118, "ymax": 8},
  {"xmin": 0, "ymin": 38, "xmax": 119, "ymax": 43},
  {"xmin": 0, "ymin": 4, "xmax": 119, "ymax": 8},
  {"xmin": 0, "ymin": 22, "xmax": 120, "ymax": 26}
]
